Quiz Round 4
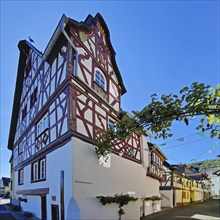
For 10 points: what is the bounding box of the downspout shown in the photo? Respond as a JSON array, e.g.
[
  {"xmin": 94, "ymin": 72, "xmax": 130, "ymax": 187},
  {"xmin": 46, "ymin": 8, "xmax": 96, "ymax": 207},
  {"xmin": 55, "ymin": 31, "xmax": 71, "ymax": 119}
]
[
  {"xmin": 42, "ymin": 14, "xmax": 78, "ymax": 76},
  {"xmin": 60, "ymin": 170, "xmax": 65, "ymax": 220},
  {"xmin": 60, "ymin": 20, "xmax": 78, "ymax": 76}
]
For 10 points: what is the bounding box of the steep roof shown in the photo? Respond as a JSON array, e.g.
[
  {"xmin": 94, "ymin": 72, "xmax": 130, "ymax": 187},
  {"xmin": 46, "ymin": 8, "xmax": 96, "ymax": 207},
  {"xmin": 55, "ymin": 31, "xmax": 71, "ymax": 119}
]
[
  {"xmin": 67, "ymin": 13, "xmax": 126, "ymax": 94},
  {"xmin": 7, "ymin": 41, "xmax": 42, "ymax": 150},
  {"xmin": 147, "ymin": 142, "xmax": 167, "ymax": 160},
  {"xmin": 7, "ymin": 13, "xmax": 126, "ymax": 150},
  {"xmin": 2, "ymin": 177, "xmax": 10, "ymax": 187}
]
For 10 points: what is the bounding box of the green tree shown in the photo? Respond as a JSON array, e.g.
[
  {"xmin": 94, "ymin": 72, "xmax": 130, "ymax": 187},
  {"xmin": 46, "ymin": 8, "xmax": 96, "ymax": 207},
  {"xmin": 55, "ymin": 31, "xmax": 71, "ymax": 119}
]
[{"xmin": 96, "ymin": 82, "xmax": 220, "ymax": 158}]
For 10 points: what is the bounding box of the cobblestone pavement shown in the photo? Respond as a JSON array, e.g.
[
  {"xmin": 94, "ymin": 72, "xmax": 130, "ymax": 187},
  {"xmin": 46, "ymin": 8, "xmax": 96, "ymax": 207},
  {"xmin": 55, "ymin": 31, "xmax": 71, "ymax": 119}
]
[{"xmin": 141, "ymin": 199, "xmax": 220, "ymax": 220}]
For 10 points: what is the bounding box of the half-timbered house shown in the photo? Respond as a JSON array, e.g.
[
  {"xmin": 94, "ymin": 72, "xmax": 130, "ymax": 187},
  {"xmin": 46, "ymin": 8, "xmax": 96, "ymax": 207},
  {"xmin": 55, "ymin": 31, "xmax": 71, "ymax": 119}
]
[
  {"xmin": 185, "ymin": 166, "xmax": 206, "ymax": 203},
  {"xmin": 160, "ymin": 162, "xmax": 192, "ymax": 207},
  {"xmin": 8, "ymin": 13, "xmax": 164, "ymax": 219}
]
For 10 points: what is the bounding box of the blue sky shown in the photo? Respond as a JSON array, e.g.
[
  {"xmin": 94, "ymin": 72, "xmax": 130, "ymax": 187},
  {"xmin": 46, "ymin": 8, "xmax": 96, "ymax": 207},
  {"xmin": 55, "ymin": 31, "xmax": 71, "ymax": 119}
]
[{"xmin": 0, "ymin": 1, "xmax": 219, "ymax": 178}]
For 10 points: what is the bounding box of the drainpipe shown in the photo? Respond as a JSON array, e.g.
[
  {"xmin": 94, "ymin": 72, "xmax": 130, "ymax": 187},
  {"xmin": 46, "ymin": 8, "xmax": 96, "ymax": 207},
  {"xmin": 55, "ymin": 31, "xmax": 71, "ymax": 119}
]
[
  {"xmin": 60, "ymin": 170, "xmax": 65, "ymax": 220},
  {"xmin": 42, "ymin": 14, "xmax": 78, "ymax": 76},
  {"xmin": 60, "ymin": 20, "xmax": 78, "ymax": 76}
]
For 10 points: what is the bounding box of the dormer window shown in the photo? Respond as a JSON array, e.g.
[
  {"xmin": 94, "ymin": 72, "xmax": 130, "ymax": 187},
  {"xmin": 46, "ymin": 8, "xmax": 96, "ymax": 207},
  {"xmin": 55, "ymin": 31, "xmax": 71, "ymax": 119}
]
[{"xmin": 95, "ymin": 71, "xmax": 105, "ymax": 90}]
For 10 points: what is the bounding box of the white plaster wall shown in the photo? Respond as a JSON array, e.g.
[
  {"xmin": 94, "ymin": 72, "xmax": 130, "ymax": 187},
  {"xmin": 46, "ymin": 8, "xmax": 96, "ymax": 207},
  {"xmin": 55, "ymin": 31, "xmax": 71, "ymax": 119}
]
[
  {"xmin": 211, "ymin": 176, "xmax": 220, "ymax": 196},
  {"xmin": 143, "ymin": 200, "xmax": 161, "ymax": 215},
  {"xmin": 144, "ymin": 200, "xmax": 153, "ymax": 215},
  {"xmin": 15, "ymin": 165, "xmax": 43, "ymax": 219},
  {"xmin": 71, "ymin": 137, "xmax": 160, "ymax": 220},
  {"xmin": 21, "ymin": 195, "xmax": 41, "ymax": 217},
  {"xmin": 193, "ymin": 191, "xmax": 202, "ymax": 202},
  {"xmin": 46, "ymin": 141, "xmax": 74, "ymax": 220},
  {"xmin": 160, "ymin": 190, "xmax": 173, "ymax": 208},
  {"xmin": 77, "ymin": 48, "xmax": 92, "ymax": 87},
  {"xmin": 15, "ymin": 141, "xmax": 74, "ymax": 219},
  {"xmin": 153, "ymin": 200, "xmax": 161, "ymax": 212}
]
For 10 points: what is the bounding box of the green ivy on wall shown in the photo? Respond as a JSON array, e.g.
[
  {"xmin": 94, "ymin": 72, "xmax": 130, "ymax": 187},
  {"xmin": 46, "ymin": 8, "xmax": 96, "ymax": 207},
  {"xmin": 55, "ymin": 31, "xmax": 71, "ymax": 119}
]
[{"xmin": 96, "ymin": 194, "xmax": 138, "ymax": 220}]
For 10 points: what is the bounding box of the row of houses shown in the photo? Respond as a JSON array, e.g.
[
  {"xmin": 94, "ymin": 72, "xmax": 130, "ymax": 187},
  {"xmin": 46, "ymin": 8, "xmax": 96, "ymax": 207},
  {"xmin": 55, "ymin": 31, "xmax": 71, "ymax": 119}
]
[
  {"xmin": 7, "ymin": 13, "xmax": 213, "ymax": 219},
  {"xmin": 160, "ymin": 162, "xmax": 212, "ymax": 209}
]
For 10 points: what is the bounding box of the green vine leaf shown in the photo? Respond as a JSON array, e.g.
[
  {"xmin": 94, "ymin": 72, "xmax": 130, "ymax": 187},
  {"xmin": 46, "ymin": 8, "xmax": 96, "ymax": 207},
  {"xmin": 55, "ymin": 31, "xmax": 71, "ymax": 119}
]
[
  {"xmin": 96, "ymin": 194, "xmax": 138, "ymax": 217},
  {"xmin": 144, "ymin": 195, "xmax": 162, "ymax": 201},
  {"xmin": 94, "ymin": 83, "xmax": 219, "ymax": 160}
]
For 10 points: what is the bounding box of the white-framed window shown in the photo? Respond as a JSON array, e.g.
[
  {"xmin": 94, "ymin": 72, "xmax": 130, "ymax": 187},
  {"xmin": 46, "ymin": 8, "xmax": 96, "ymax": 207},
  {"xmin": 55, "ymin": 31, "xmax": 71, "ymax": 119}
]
[
  {"xmin": 18, "ymin": 169, "xmax": 24, "ymax": 185},
  {"xmin": 158, "ymin": 157, "xmax": 161, "ymax": 166},
  {"xmin": 40, "ymin": 159, "xmax": 46, "ymax": 179},
  {"xmin": 36, "ymin": 113, "xmax": 49, "ymax": 137},
  {"xmin": 32, "ymin": 158, "xmax": 46, "ymax": 182},
  {"xmin": 33, "ymin": 162, "xmax": 38, "ymax": 181},
  {"xmin": 95, "ymin": 70, "xmax": 105, "ymax": 90},
  {"xmin": 152, "ymin": 152, "xmax": 156, "ymax": 162}
]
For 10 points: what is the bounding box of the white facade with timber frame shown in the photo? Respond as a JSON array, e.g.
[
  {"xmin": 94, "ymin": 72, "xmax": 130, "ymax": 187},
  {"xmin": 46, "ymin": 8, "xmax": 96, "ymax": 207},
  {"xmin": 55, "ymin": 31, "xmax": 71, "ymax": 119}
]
[{"xmin": 8, "ymin": 13, "xmax": 165, "ymax": 220}]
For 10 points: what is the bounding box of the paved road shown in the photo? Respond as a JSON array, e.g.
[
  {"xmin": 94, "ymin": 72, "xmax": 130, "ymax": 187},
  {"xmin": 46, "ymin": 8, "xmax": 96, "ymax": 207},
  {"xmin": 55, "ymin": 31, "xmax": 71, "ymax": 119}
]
[
  {"xmin": 0, "ymin": 204, "xmax": 17, "ymax": 220},
  {"xmin": 142, "ymin": 199, "xmax": 220, "ymax": 220},
  {"xmin": 0, "ymin": 198, "xmax": 219, "ymax": 220},
  {"xmin": 0, "ymin": 198, "xmax": 39, "ymax": 220}
]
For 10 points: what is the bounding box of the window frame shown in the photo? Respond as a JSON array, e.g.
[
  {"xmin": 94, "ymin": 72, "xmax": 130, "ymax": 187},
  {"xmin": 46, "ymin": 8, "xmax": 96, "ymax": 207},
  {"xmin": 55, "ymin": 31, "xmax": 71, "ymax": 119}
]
[
  {"xmin": 30, "ymin": 87, "xmax": 38, "ymax": 108},
  {"xmin": 33, "ymin": 162, "xmax": 38, "ymax": 181},
  {"xmin": 22, "ymin": 104, "xmax": 27, "ymax": 120},
  {"xmin": 40, "ymin": 158, "xmax": 46, "ymax": 180},
  {"xmin": 18, "ymin": 169, "xmax": 24, "ymax": 185},
  {"xmin": 18, "ymin": 142, "xmax": 22, "ymax": 155},
  {"xmin": 95, "ymin": 70, "xmax": 105, "ymax": 91},
  {"xmin": 31, "ymin": 157, "xmax": 46, "ymax": 182},
  {"xmin": 152, "ymin": 152, "xmax": 155, "ymax": 162}
]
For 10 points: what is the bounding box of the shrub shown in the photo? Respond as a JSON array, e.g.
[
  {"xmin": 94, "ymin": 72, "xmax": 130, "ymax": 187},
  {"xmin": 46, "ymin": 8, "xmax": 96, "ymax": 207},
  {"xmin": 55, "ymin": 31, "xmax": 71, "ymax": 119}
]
[
  {"xmin": 12, "ymin": 205, "xmax": 21, "ymax": 211},
  {"xmin": 144, "ymin": 195, "xmax": 162, "ymax": 201},
  {"xmin": 24, "ymin": 211, "xmax": 33, "ymax": 218},
  {"xmin": 97, "ymin": 193, "xmax": 138, "ymax": 219}
]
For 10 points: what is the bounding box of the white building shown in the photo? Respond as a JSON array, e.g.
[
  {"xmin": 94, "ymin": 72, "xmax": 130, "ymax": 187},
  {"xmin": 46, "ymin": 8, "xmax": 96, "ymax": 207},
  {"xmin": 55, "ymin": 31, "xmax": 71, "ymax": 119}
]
[
  {"xmin": 201, "ymin": 168, "xmax": 220, "ymax": 197},
  {"xmin": 0, "ymin": 177, "xmax": 10, "ymax": 197},
  {"xmin": 8, "ymin": 13, "xmax": 166, "ymax": 219}
]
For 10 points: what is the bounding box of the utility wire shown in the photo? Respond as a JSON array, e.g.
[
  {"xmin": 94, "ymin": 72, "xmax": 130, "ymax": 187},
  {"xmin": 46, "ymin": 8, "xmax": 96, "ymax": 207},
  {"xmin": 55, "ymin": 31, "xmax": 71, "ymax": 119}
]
[
  {"xmin": 162, "ymin": 137, "xmax": 210, "ymax": 150},
  {"xmin": 158, "ymin": 132, "xmax": 201, "ymax": 145},
  {"xmin": 166, "ymin": 145, "xmax": 213, "ymax": 165}
]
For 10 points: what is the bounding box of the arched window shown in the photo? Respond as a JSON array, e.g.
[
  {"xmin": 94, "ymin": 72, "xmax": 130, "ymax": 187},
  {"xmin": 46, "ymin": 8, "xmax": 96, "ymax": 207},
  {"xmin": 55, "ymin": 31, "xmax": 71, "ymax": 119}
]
[{"xmin": 95, "ymin": 71, "xmax": 105, "ymax": 90}]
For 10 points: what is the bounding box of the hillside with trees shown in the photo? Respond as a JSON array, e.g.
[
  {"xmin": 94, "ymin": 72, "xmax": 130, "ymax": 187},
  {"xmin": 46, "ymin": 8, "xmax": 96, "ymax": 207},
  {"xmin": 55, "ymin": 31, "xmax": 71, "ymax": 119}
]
[{"xmin": 187, "ymin": 159, "xmax": 220, "ymax": 170}]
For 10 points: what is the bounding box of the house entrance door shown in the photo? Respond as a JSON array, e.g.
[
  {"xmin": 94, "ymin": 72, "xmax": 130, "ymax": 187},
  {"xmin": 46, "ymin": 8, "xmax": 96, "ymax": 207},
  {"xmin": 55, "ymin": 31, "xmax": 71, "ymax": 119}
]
[
  {"xmin": 173, "ymin": 190, "xmax": 176, "ymax": 207},
  {"xmin": 41, "ymin": 195, "xmax": 47, "ymax": 220},
  {"xmin": 51, "ymin": 204, "xmax": 59, "ymax": 220}
]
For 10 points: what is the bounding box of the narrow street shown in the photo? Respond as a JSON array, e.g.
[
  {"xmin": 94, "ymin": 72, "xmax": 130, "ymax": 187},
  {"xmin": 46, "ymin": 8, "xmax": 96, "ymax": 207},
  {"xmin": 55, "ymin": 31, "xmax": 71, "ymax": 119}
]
[
  {"xmin": 0, "ymin": 202, "xmax": 17, "ymax": 220},
  {"xmin": 0, "ymin": 198, "xmax": 39, "ymax": 220},
  {"xmin": 0, "ymin": 198, "xmax": 219, "ymax": 219},
  {"xmin": 142, "ymin": 199, "xmax": 220, "ymax": 220}
]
